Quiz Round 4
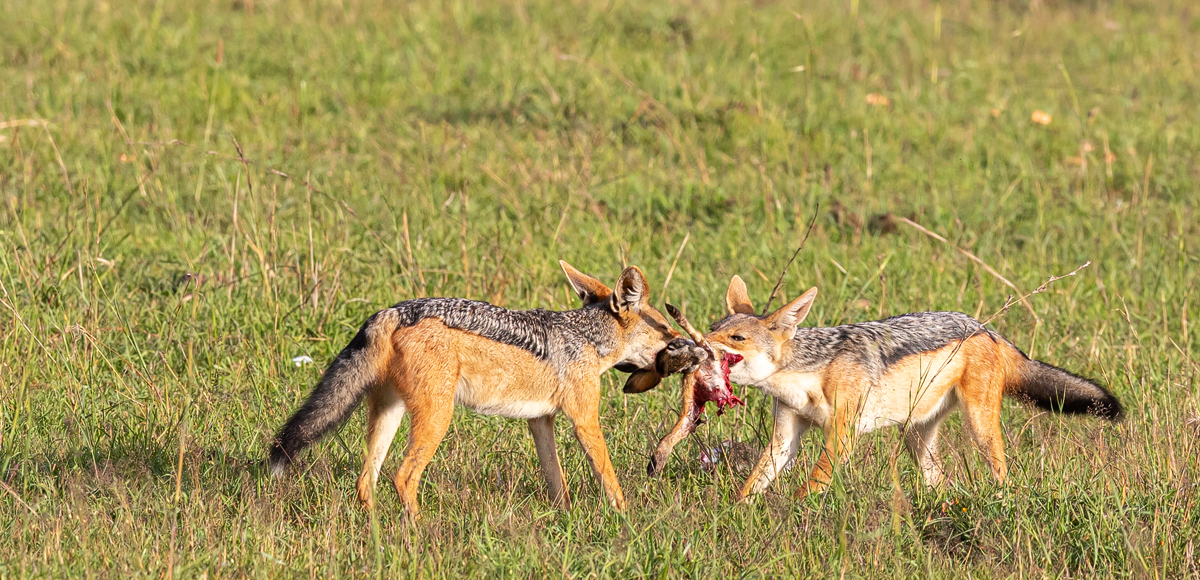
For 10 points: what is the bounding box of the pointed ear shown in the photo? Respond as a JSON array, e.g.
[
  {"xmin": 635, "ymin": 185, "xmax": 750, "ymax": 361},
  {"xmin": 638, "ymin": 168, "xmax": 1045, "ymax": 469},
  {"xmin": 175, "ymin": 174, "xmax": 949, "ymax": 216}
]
[
  {"xmin": 623, "ymin": 370, "xmax": 662, "ymax": 394},
  {"xmin": 610, "ymin": 266, "xmax": 649, "ymax": 313},
  {"xmin": 560, "ymin": 260, "xmax": 612, "ymax": 305},
  {"xmin": 725, "ymin": 275, "xmax": 755, "ymax": 315},
  {"xmin": 765, "ymin": 287, "xmax": 818, "ymax": 339}
]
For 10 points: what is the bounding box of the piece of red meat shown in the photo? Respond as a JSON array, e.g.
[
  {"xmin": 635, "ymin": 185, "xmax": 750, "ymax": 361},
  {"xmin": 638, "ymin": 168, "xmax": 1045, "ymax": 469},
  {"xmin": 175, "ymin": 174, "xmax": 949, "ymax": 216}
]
[{"xmin": 648, "ymin": 352, "xmax": 745, "ymax": 476}]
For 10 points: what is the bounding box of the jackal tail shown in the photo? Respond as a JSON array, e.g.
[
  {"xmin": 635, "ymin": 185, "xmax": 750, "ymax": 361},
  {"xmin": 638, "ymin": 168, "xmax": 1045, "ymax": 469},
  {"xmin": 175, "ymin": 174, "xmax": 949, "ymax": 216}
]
[
  {"xmin": 268, "ymin": 309, "xmax": 397, "ymax": 475},
  {"xmin": 1001, "ymin": 340, "xmax": 1123, "ymax": 420}
]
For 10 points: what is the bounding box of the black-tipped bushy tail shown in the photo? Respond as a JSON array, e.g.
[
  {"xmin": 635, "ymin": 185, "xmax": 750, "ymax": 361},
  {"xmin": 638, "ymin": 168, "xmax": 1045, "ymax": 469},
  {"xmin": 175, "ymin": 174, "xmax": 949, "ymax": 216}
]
[
  {"xmin": 268, "ymin": 309, "xmax": 396, "ymax": 475},
  {"xmin": 1008, "ymin": 358, "xmax": 1123, "ymax": 420}
]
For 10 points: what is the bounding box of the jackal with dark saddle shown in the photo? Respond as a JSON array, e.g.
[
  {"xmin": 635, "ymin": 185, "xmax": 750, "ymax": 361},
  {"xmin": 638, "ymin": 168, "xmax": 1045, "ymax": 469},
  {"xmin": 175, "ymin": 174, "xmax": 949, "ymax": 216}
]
[
  {"xmin": 268, "ymin": 261, "xmax": 694, "ymax": 517},
  {"xmin": 703, "ymin": 276, "xmax": 1123, "ymax": 502}
]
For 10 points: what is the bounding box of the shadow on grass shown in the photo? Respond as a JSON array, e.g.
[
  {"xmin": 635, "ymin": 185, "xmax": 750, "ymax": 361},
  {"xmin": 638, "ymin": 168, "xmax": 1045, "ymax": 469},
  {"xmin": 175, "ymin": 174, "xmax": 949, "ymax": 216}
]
[
  {"xmin": 14, "ymin": 442, "xmax": 278, "ymax": 491},
  {"xmin": 910, "ymin": 488, "xmax": 1151, "ymax": 572}
]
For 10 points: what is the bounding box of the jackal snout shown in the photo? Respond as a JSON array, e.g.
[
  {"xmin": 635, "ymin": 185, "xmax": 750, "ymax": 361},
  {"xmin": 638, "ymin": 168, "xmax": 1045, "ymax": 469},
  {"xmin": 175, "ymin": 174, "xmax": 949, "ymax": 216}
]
[
  {"xmin": 621, "ymin": 337, "xmax": 705, "ymax": 395},
  {"xmin": 656, "ymin": 337, "xmax": 708, "ymax": 376}
]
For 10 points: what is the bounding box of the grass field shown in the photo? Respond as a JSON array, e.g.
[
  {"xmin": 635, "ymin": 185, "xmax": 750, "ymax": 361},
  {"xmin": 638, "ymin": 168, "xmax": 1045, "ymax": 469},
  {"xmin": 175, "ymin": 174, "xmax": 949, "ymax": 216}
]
[{"xmin": 2, "ymin": 0, "xmax": 1199, "ymax": 576}]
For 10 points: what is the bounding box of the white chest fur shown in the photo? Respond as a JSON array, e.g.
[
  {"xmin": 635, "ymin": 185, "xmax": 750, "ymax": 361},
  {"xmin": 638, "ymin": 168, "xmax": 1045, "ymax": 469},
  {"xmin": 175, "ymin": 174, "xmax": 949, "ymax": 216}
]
[{"xmin": 756, "ymin": 371, "xmax": 828, "ymax": 424}]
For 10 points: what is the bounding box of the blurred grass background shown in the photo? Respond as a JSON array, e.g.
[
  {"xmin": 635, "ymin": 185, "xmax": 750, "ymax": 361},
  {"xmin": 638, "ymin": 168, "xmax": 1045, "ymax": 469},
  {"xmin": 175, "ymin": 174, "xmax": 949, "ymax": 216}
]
[{"xmin": 1, "ymin": 0, "xmax": 1197, "ymax": 576}]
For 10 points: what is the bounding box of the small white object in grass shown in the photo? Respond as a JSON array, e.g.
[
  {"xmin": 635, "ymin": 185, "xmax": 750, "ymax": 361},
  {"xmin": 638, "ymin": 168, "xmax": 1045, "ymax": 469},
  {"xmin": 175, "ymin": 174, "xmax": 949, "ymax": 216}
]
[
  {"xmin": 791, "ymin": 65, "xmax": 806, "ymax": 72},
  {"xmin": 700, "ymin": 445, "xmax": 726, "ymax": 467},
  {"xmin": 292, "ymin": 355, "xmax": 314, "ymax": 367}
]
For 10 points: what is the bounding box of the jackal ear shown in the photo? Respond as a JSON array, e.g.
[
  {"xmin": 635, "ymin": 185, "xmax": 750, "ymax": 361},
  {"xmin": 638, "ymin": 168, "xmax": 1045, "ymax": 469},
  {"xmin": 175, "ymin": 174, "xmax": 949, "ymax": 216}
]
[
  {"xmin": 725, "ymin": 275, "xmax": 756, "ymax": 315},
  {"xmin": 766, "ymin": 287, "xmax": 818, "ymax": 339},
  {"xmin": 623, "ymin": 370, "xmax": 662, "ymax": 394},
  {"xmin": 560, "ymin": 260, "xmax": 612, "ymax": 305},
  {"xmin": 610, "ymin": 266, "xmax": 649, "ymax": 313}
]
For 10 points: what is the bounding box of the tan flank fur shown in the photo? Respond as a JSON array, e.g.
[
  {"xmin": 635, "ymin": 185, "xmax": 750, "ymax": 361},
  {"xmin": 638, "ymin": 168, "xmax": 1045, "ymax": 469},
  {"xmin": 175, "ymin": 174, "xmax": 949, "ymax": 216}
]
[
  {"xmin": 269, "ymin": 262, "xmax": 684, "ymax": 518},
  {"xmin": 703, "ymin": 276, "xmax": 1123, "ymax": 501}
]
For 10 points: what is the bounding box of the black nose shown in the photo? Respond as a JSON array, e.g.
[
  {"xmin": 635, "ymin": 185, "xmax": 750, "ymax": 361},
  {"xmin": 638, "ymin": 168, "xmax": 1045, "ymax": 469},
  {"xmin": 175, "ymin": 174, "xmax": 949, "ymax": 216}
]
[
  {"xmin": 665, "ymin": 337, "xmax": 696, "ymax": 354},
  {"xmin": 655, "ymin": 337, "xmax": 707, "ymax": 376}
]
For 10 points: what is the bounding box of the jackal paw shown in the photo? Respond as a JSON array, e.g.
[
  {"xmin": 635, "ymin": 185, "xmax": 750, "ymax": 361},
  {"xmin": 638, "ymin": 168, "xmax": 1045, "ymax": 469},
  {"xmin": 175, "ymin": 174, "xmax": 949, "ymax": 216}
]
[
  {"xmin": 794, "ymin": 480, "xmax": 829, "ymax": 501},
  {"xmin": 733, "ymin": 489, "xmax": 758, "ymax": 504},
  {"xmin": 356, "ymin": 482, "xmax": 375, "ymax": 509}
]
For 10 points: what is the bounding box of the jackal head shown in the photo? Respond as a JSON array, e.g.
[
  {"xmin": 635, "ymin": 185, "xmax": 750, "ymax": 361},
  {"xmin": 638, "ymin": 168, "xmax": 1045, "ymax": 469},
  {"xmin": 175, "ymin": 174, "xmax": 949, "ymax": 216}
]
[
  {"xmin": 560, "ymin": 261, "xmax": 693, "ymax": 392},
  {"xmin": 704, "ymin": 275, "xmax": 819, "ymax": 385}
]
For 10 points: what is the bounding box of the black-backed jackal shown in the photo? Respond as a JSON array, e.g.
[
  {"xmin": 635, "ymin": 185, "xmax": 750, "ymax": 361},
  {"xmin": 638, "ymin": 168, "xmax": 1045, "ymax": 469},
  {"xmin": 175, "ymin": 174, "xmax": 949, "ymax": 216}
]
[
  {"xmin": 702, "ymin": 276, "xmax": 1123, "ymax": 501},
  {"xmin": 268, "ymin": 262, "xmax": 692, "ymax": 517}
]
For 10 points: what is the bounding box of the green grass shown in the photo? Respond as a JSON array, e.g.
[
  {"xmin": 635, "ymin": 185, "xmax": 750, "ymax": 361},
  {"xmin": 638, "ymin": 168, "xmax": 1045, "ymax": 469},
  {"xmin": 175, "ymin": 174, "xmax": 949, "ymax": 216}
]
[{"xmin": 2, "ymin": 0, "xmax": 1198, "ymax": 576}]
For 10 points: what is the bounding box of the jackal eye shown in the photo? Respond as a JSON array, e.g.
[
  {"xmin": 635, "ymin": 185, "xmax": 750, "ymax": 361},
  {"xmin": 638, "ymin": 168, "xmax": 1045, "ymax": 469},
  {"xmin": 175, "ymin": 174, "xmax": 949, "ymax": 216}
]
[{"xmin": 730, "ymin": 334, "xmax": 746, "ymax": 342}]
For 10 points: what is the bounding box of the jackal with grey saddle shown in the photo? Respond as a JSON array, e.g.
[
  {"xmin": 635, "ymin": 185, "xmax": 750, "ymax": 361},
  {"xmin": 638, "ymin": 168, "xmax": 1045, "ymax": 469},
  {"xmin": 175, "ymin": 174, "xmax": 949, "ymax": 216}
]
[
  {"xmin": 268, "ymin": 261, "xmax": 698, "ymax": 517},
  {"xmin": 701, "ymin": 276, "xmax": 1123, "ymax": 502}
]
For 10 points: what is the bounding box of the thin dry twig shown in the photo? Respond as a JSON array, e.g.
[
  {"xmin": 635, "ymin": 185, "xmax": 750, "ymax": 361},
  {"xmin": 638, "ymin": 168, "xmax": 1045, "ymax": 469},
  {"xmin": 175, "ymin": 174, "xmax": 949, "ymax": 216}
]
[
  {"xmin": 0, "ymin": 479, "xmax": 37, "ymax": 516},
  {"xmin": 660, "ymin": 232, "xmax": 691, "ymax": 302},
  {"xmin": 231, "ymin": 136, "xmax": 255, "ymax": 197},
  {"xmin": 762, "ymin": 204, "xmax": 820, "ymax": 315},
  {"xmin": 0, "ymin": 119, "xmax": 48, "ymax": 130},
  {"xmin": 980, "ymin": 261, "xmax": 1092, "ymax": 325},
  {"xmin": 897, "ymin": 216, "xmax": 1039, "ymax": 320},
  {"xmin": 3, "ymin": 119, "xmax": 74, "ymax": 195},
  {"xmin": 268, "ymin": 168, "xmax": 322, "ymax": 192}
]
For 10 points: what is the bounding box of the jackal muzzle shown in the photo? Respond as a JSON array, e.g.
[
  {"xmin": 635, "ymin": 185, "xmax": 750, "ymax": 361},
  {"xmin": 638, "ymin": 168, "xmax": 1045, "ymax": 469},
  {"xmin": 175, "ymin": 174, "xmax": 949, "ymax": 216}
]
[{"xmin": 620, "ymin": 337, "xmax": 706, "ymax": 394}]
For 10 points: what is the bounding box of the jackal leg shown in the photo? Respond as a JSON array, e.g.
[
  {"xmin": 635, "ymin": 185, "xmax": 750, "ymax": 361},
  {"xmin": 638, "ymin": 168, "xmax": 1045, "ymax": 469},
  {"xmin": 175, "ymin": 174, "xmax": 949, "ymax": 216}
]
[
  {"xmin": 391, "ymin": 401, "xmax": 453, "ymax": 520},
  {"xmin": 562, "ymin": 387, "xmax": 625, "ymax": 511},
  {"xmin": 528, "ymin": 414, "xmax": 570, "ymax": 508},
  {"xmin": 357, "ymin": 386, "xmax": 407, "ymax": 509},
  {"xmin": 796, "ymin": 392, "xmax": 859, "ymax": 500},
  {"xmin": 388, "ymin": 342, "xmax": 459, "ymax": 519},
  {"xmin": 958, "ymin": 357, "xmax": 1008, "ymax": 483},
  {"xmin": 572, "ymin": 419, "xmax": 625, "ymax": 511},
  {"xmin": 903, "ymin": 391, "xmax": 956, "ymax": 488},
  {"xmin": 738, "ymin": 400, "xmax": 806, "ymax": 501},
  {"xmin": 904, "ymin": 418, "xmax": 946, "ymax": 488}
]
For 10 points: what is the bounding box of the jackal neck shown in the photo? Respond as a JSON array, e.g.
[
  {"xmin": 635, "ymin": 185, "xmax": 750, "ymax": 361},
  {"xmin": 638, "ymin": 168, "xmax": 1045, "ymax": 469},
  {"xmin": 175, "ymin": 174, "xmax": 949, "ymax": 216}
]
[
  {"xmin": 781, "ymin": 326, "xmax": 846, "ymax": 371},
  {"xmin": 554, "ymin": 303, "xmax": 621, "ymax": 365}
]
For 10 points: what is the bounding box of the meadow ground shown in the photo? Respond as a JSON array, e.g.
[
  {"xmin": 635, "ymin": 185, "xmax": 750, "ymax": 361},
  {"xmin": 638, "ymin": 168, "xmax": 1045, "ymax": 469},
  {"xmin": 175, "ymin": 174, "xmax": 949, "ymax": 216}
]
[{"xmin": 1, "ymin": 0, "xmax": 1198, "ymax": 577}]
